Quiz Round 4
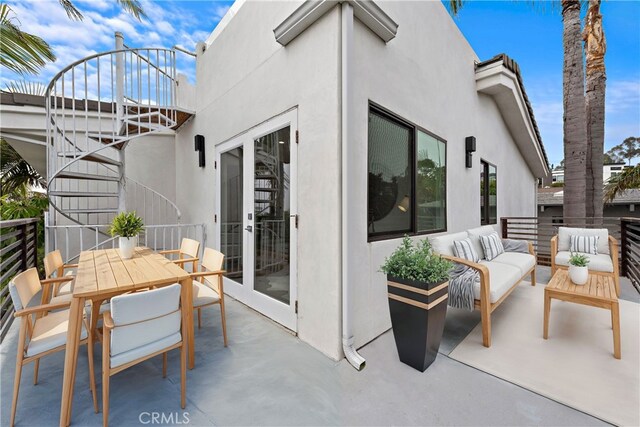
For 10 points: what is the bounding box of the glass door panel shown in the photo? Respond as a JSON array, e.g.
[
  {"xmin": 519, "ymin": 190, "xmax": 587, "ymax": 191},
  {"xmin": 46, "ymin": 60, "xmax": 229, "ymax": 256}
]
[
  {"xmin": 220, "ymin": 147, "xmax": 244, "ymax": 283},
  {"xmin": 253, "ymin": 127, "xmax": 291, "ymax": 304}
]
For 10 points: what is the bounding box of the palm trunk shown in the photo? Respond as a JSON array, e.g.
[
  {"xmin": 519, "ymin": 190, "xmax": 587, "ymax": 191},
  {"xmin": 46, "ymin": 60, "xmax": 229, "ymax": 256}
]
[
  {"xmin": 584, "ymin": 0, "xmax": 606, "ymax": 225},
  {"xmin": 562, "ymin": 0, "xmax": 587, "ymax": 222}
]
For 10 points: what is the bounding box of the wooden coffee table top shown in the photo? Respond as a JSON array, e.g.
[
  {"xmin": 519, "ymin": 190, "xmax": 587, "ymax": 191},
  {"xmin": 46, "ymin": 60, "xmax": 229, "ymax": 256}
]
[{"xmin": 546, "ymin": 269, "xmax": 617, "ymax": 302}]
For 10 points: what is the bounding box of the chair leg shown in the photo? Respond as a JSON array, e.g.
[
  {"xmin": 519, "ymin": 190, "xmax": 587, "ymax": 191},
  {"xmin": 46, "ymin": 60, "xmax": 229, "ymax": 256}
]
[
  {"xmin": 11, "ymin": 320, "xmax": 27, "ymax": 427},
  {"xmin": 163, "ymin": 352, "xmax": 167, "ymax": 378},
  {"xmin": 180, "ymin": 345, "xmax": 186, "ymax": 409},
  {"xmin": 33, "ymin": 359, "xmax": 39, "ymax": 385},
  {"xmin": 220, "ymin": 302, "xmax": 228, "ymax": 347},
  {"xmin": 531, "ymin": 268, "xmax": 536, "ymax": 287},
  {"xmin": 480, "ymin": 301, "xmax": 491, "ymax": 348},
  {"xmin": 102, "ymin": 335, "xmax": 110, "ymax": 426},
  {"xmin": 86, "ymin": 324, "xmax": 98, "ymax": 413},
  {"xmin": 197, "ymin": 308, "xmax": 201, "ymax": 329}
]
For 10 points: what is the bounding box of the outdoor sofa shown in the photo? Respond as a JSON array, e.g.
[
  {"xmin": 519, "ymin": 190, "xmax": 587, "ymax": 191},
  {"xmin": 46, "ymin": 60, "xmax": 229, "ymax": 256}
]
[{"xmin": 429, "ymin": 225, "xmax": 536, "ymax": 347}]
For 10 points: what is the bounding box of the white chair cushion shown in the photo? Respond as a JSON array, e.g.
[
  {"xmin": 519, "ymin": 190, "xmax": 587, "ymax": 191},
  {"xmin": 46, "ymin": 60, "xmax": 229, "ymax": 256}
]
[
  {"xmin": 193, "ymin": 281, "xmax": 220, "ymax": 307},
  {"xmin": 558, "ymin": 227, "xmax": 609, "ymax": 255},
  {"xmin": 468, "ymin": 225, "xmax": 500, "ymax": 259},
  {"xmin": 429, "ymin": 231, "xmax": 469, "ymax": 257},
  {"xmin": 56, "ymin": 272, "xmax": 75, "ymax": 295},
  {"xmin": 26, "ymin": 310, "xmax": 87, "ymax": 357},
  {"xmin": 555, "ymin": 251, "xmax": 614, "ymax": 273},
  {"xmin": 111, "ymin": 333, "xmax": 181, "ymax": 368},
  {"xmin": 476, "ymin": 261, "xmax": 522, "ymax": 303},
  {"xmin": 491, "ymin": 252, "xmax": 536, "ymax": 277},
  {"xmin": 50, "ymin": 292, "xmax": 72, "ymax": 305}
]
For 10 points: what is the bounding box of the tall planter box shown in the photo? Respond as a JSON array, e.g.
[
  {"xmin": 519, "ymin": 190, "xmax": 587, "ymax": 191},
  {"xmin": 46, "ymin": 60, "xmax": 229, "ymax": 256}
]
[{"xmin": 387, "ymin": 276, "xmax": 449, "ymax": 372}]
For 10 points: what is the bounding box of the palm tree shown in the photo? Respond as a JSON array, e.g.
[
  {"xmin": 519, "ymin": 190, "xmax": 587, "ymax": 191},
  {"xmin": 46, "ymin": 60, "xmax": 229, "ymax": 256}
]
[
  {"xmin": 0, "ymin": 139, "xmax": 47, "ymax": 196},
  {"xmin": 583, "ymin": 0, "xmax": 606, "ymax": 222},
  {"xmin": 604, "ymin": 165, "xmax": 640, "ymax": 203}
]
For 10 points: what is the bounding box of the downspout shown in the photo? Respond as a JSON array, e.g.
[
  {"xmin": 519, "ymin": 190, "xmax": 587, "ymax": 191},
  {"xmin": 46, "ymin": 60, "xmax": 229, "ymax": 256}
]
[{"xmin": 341, "ymin": 1, "xmax": 366, "ymax": 371}]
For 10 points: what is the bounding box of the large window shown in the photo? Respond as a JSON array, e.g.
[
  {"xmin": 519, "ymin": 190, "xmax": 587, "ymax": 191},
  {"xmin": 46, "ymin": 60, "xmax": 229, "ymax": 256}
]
[
  {"xmin": 480, "ymin": 160, "xmax": 497, "ymax": 225},
  {"xmin": 368, "ymin": 105, "xmax": 446, "ymax": 240}
]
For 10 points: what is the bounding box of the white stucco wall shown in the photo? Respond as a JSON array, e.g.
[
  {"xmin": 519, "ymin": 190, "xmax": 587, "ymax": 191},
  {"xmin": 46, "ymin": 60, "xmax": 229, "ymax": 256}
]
[
  {"xmin": 349, "ymin": 1, "xmax": 538, "ymax": 348},
  {"xmin": 174, "ymin": 1, "xmax": 344, "ymax": 359}
]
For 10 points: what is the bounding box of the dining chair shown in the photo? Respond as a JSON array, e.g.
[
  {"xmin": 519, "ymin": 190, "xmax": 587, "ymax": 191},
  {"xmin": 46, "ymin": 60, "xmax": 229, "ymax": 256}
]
[
  {"xmin": 159, "ymin": 238, "xmax": 200, "ymax": 272},
  {"xmin": 8, "ymin": 268, "xmax": 97, "ymax": 427},
  {"xmin": 43, "ymin": 249, "xmax": 77, "ymax": 298},
  {"xmin": 101, "ymin": 283, "xmax": 186, "ymax": 427},
  {"xmin": 190, "ymin": 248, "xmax": 228, "ymax": 346}
]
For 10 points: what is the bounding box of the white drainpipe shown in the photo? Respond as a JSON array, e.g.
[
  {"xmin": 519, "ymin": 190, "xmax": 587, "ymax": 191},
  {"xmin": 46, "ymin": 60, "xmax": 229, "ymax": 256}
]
[{"xmin": 341, "ymin": 1, "xmax": 365, "ymax": 371}]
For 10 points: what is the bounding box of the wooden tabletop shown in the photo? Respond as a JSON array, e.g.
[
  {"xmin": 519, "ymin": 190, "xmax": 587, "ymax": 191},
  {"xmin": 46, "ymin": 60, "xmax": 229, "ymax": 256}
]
[
  {"xmin": 74, "ymin": 247, "xmax": 191, "ymax": 298},
  {"xmin": 546, "ymin": 269, "xmax": 617, "ymax": 302}
]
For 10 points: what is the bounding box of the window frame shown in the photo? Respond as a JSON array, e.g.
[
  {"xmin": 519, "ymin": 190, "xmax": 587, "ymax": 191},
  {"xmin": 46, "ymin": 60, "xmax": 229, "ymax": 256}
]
[
  {"xmin": 480, "ymin": 159, "xmax": 497, "ymax": 226},
  {"xmin": 367, "ymin": 103, "xmax": 447, "ymax": 242}
]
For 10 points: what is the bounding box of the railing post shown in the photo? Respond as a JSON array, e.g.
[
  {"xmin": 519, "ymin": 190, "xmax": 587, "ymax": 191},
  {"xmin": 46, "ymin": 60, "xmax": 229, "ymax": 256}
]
[
  {"xmin": 32, "ymin": 220, "xmax": 38, "ymax": 269},
  {"xmin": 501, "ymin": 218, "xmax": 508, "ymax": 239},
  {"xmin": 621, "ymin": 218, "xmax": 628, "ymax": 277},
  {"xmin": 20, "ymin": 223, "xmax": 28, "ymax": 271},
  {"xmin": 115, "ymin": 32, "xmax": 127, "ymax": 214}
]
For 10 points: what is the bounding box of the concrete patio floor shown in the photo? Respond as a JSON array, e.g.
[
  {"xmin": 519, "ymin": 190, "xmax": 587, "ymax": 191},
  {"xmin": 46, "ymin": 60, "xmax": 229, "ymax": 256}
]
[{"xmin": 1, "ymin": 266, "xmax": 637, "ymax": 426}]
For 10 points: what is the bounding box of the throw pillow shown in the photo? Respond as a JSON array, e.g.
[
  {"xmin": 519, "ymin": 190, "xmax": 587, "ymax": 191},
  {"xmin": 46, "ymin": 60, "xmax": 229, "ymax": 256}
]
[
  {"xmin": 570, "ymin": 235, "xmax": 599, "ymax": 255},
  {"xmin": 453, "ymin": 238, "xmax": 480, "ymax": 263},
  {"xmin": 480, "ymin": 232, "xmax": 505, "ymax": 261}
]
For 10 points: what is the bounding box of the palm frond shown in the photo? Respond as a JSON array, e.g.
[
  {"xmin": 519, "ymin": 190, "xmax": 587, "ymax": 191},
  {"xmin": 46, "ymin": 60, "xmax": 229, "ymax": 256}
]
[
  {"xmin": 446, "ymin": 0, "xmax": 465, "ymax": 16},
  {"xmin": 58, "ymin": 0, "xmax": 83, "ymax": 20},
  {"xmin": 117, "ymin": 0, "xmax": 146, "ymax": 20},
  {"xmin": 0, "ymin": 139, "xmax": 47, "ymax": 196},
  {"xmin": 2, "ymin": 79, "xmax": 47, "ymax": 96},
  {"xmin": 604, "ymin": 165, "xmax": 640, "ymax": 203}
]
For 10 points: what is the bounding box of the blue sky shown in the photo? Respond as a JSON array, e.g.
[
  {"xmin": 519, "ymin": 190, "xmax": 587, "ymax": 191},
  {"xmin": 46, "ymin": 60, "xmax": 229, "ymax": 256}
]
[{"xmin": 2, "ymin": 0, "xmax": 639, "ymax": 167}]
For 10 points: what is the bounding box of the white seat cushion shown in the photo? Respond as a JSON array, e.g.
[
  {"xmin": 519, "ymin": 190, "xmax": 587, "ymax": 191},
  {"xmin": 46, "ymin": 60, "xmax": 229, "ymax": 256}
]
[
  {"xmin": 429, "ymin": 231, "xmax": 469, "ymax": 257},
  {"xmin": 491, "ymin": 252, "xmax": 536, "ymax": 277},
  {"xmin": 555, "ymin": 251, "xmax": 614, "ymax": 273},
  {"xmin": 476, "ymin": 261, "xmax": 522, "ymax": 303},
  {"xmin": 193, "ymin": 281, "xmax": 220, "ymax": 307},
  {"xmin": 468, "ymin": 225, "xmax": 500, "ymax": 259},
  {"xmin": 50, "ymin": 292, "xmax": 72, "ymax": 305},
  {"xmin": 56, "ymin": 272, "xmax": 75, "ymax": 296},
  {"xmin": 26, "ymin": 310, "xmax": 87, "ymax": 357},
  {"xmin": 558, "ymin": 227, "xmax": 610, "ymax": 255}
]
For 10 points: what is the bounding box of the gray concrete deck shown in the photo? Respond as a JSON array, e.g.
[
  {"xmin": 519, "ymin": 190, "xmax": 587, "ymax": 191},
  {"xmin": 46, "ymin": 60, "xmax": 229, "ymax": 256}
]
[{"xmin": 2, "ymin": 266, "xmax": 636, "ymax": 426}]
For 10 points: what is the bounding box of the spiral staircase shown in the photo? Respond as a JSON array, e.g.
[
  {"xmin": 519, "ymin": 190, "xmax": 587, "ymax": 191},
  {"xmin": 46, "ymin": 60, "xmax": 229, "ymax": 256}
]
[{"xmin": 45, "ymin": 35, "xmax": 194, "ymax": 259}]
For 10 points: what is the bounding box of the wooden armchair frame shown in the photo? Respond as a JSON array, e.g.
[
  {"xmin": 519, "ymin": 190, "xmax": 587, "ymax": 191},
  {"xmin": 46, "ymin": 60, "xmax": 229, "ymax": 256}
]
[
  {"xmin": 44, "ymin": 249, "xmax": 77, "ymax": 296},
  {"xmin": 550, "ymin": 234, "xmax": 620, "ymax": 296},
  {"xmin": 440, "ymin": 242, "xmax": 536, "ymax": 348},
  {"xmin": 190, "ymin": 248, "xmax": 228, "ymax": 346},
  {"xmin": 159, "ymin": 238, "xmax": 200, "ymax": 273}
]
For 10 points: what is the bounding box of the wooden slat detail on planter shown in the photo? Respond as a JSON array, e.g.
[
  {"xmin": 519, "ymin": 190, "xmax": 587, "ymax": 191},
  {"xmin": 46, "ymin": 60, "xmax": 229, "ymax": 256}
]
[
  {"xmin": 388, "ymin": 293, "xmax": 448, "ymax": 310},
  {"xmin": 388, "ymin": 281, "xmax": 448, "ymax": 296}
]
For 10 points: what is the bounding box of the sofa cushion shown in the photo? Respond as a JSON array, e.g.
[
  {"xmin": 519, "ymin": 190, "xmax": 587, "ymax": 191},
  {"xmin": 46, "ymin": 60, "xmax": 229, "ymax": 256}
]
[
  {"xmin": 476, "ymin": 261, "xmax": 522, "ymax": 303},
  {"xmin": 480, "ymin": 232, "xmax": 505, "ymax": 261},
  {"xmin": 491, "ymin": 252, "xmax": 536, "ymax": 277},
  {"xmin": 453, "ymin": 238, "xmax": 480, "ymax": 263},
  {"xmin": 429, "ymin": 231, "xmax": 469, "ymax": 257},
  {"xmin": 468, "ymin": 225, "xmax": 500, "ymax": 259},
  {"xmin": 558, "ymin": 227, "xmax": 609, "ymax": 255},
  {"xmin": 555, "ymin": 251, "xmax": 614, "ymax": 273}
]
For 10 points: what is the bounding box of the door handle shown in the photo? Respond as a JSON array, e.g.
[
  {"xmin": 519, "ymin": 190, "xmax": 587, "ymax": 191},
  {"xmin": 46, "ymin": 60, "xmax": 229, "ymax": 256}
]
[{"xmin": 245, "ymin": 225, "xmax": 253, "ymax": 232}]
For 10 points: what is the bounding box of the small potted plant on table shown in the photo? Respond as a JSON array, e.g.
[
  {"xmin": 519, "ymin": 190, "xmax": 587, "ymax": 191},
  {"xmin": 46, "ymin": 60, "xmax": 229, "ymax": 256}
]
[
  {"xmin": 109, "ymin": 211, "xmax": 144, "ymax": 259},
  {"xmin": 381, "ymin": 237, "xmax": 452, "ymax": 372},
  {"xmin": 568, "ymin": 253, "xmax": 589, "ymax": 285}
]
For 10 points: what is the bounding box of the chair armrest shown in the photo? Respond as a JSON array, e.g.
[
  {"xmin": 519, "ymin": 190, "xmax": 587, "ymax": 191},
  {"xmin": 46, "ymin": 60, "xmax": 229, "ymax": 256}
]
[
  {"xmin": 440, "ymin": 254, "xmax": 490, "ymax": 303},
  {"xmin": 63, "ymin": 264, "xmax": 78, "ymax": 270},
  {"xmin": 158, "ymin": 249, "xmax": 180, "ymax": 255},
  {"xmin": 173, "ymin": 257, "xmax": 199, "ymax": 265},
  {"xmin": 609, "ymin": 235, "xmax": 619, "ymax": 263},
  {"xmin": 103, "ymin": 311, "xmax": 115, "ymax": 330},
  {"xmin": 550, "ymin": 235, "xmax": 558, "ymax": 256},
  {"xmin": 14, "ymin": 301, "xmax": 71, "ymax": 317},
  {"xmin": 41, "ymin": 276, "xmax": 74, "ymax": 285},
  {"xmin": 528, "ymin": 242, "xmax": 536, "ymax": 256},
  {"xmin": 190, "ymin": 270, "xmax": 226, "ymax": 278}
]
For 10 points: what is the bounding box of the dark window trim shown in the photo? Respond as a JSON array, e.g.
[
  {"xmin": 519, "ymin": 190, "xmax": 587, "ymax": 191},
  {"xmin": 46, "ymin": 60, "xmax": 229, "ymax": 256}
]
[
  {"xmin": 367, "ymin": 103, "xmax": 447, "ymax": 242},
  {"xmin": 480, "ymin": 159, "xmax": 497, "ymax": 225}
]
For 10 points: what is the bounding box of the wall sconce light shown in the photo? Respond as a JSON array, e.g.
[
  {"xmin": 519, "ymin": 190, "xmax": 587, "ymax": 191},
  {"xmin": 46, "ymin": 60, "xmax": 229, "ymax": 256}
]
[
  {"xmin": 397, "ymin": 195, "xmax": 410, "ymax": 212},
  {"xmin": 194, "ymin": 134, "xmax": 205, "ymax": 168},
  {"xmin": 465, "ymin": 136, "xmax": 476, "ymax": 168}
]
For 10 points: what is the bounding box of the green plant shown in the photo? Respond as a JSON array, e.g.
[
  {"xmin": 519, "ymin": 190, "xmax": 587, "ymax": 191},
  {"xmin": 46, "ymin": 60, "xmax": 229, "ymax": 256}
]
[
  {"xmin": 109, "ymin": 211, "xmax": 143, "ymax": 238},
  {"xmin": 569, "ymin": 253, "xmax": 590, "ymax": 267},
  {"xmin": 380, "ymin": 236, "xmax": 452, "ymax": 283}
]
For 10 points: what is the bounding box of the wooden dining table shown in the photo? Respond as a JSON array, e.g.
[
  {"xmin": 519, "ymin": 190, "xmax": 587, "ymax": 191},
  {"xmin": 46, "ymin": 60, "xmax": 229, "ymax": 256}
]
[{"xmin": 59, "ymin": 247, "xmax": 194, "ymax": 427}]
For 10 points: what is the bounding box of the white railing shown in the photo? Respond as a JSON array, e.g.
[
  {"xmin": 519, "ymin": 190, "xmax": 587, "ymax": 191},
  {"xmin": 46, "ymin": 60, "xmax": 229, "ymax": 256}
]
[
  {"xmin": 45, "ymin": 220, "xmax": 206, "ymax": 263},
  {"xmin": 126, "ymin": 178, "xmax": 181, "ymax": 225}
]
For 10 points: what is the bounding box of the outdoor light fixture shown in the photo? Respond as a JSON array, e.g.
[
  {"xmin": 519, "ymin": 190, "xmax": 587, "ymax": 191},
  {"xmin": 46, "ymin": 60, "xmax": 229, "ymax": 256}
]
[
  {"xmin": 278, "ymin": 140, "xmax": 285, "ymax": 145},
  {"xmin": 194, "ymin": 134, "xmax": 205, "ymax": 168},
  {"xmin": 397, "ymin": 195, "xmax": 410, "ymax": 212},
  {"xmin": 465, "ymin": 136, "xmax": 476, "ymax": 168}
]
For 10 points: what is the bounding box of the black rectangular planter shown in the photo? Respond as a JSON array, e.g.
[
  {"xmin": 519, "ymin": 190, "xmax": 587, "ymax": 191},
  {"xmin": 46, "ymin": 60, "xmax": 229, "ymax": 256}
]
[{"xmin": 387, "ymin": 275, "xmax": 449, "ymax": 372}]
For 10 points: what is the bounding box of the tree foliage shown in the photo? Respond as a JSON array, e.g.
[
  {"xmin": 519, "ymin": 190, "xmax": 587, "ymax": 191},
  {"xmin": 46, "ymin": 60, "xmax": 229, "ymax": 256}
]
[
  {"xmin": 1, "ymin": 139, "xmax": 47, "ymax": 196},
  {"xmin": 603, "ymin": 165, "xmax": 640, "ymax": 203},
  {"xmin": 605, "ymin": 137, "xmax": 640, "ymax": 165}
]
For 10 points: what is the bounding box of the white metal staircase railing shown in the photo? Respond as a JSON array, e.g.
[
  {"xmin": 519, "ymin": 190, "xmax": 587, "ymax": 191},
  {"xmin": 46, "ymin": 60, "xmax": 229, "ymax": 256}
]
[{"xmin": 45, "ymin": 42, "xmax": 189, "ymax": 260}]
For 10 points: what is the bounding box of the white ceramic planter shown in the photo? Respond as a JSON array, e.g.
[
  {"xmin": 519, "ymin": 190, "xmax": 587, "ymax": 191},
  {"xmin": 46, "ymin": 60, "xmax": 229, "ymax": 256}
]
[
  {"xmin": 118, "ymin": 236, "xmax": 137, "ymax": 259},
  {"xmin": 569, "ymin": 265, "xmax": 589, "ymax": 285}
]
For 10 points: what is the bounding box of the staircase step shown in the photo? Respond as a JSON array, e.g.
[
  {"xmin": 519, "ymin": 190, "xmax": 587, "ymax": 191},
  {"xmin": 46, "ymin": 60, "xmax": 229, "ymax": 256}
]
[
  {"xmin": 254, "ymin": 188, "xmax": 278, "ymax": 192},
  {"xmin": 56, "ymin": 171, "xmax": 120, "ymax": 181},
  {"xmin": 58, "ymin": 152, "xmax": 121, "ymax": 166},
  {"xmin": 50, "ymin": 191, "xmax": 118, "ymax": 198},
  {"xmin": 61, "ymin": 208, "xmax": 118, "ymax": 214},
  {"xmin": 255, "ymin": 199, "xmax": 276, "ymax": 204},
  {"xmin": 255, "ymin": 175, "xmax": 278, "ymax": 180}
]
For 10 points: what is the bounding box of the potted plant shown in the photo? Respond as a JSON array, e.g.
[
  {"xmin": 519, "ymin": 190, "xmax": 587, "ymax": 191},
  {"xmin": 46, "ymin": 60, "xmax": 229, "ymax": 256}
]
[
  {"xmin": 568, "ymin": 252, "xmax": 589, "ymax": 285},
  {"xmin": 380, "ymin": 236, "xmax": 452, "ymax": 372},
  {"xmin": 109, "ymin": 211, "xmax": 144, "ymax": 259}
]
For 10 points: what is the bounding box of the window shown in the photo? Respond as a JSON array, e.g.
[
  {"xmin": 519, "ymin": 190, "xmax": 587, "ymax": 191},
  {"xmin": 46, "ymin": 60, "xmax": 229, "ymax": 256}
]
[
  {"xmin": 368, "ymin": 105, "xmax": 446, "ymax": 240},
  {"xmin": 480, "ymin": 160, "xmax": 497, "ymax": 225}
]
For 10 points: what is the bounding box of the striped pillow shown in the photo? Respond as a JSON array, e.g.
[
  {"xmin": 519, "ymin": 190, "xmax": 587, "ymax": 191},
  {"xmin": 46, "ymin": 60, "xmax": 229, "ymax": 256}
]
[
  {"xmin": 453, "ymin": 238, "xmax": 480, "ymax": 263},
  {"xmin": 570, "ymin": 235, "xmax": 599, "ymax": 255},
  {"xmin": 480, "ymin": 232, "xmax": 505, "ymax": 261}
]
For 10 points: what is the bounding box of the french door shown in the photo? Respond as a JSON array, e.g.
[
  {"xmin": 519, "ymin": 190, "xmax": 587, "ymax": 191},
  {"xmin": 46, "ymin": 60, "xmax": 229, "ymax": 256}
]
[{"xmin": 215, "ymin": 110, "xmax": 297, "ymax": 331}]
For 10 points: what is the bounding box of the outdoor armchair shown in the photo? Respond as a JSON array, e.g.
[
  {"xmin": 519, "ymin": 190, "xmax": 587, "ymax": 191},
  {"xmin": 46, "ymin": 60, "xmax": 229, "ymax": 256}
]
[
  {"xmin": 159, "ymin": 238, "xmax": 200, "ymax": 272},
  {"xmin": 8, "ymin": 268, "xmax": 97, "ymax": 427},
  {"xmin": 550, "ymin": 227, "xmax": 620, "ymax": 295},
  {"xmin": 43, "ymin": 249, "xmax": 77, "ymax": 298},
  {"xmin": 190, "ymin": 247, "xmax": 228, "ymax": 346}
]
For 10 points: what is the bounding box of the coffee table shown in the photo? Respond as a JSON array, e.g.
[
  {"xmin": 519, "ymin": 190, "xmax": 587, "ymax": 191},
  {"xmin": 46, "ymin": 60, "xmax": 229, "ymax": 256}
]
[{"xmin": 543, "ymin": 269, "xmax": 621, "ymax": 359}]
